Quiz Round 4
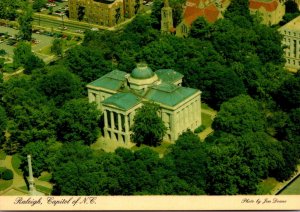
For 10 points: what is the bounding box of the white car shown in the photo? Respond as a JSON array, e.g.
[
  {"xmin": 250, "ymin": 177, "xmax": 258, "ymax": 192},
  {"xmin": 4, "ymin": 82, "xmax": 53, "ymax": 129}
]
[{"xmin": 91, "ymin": 28, "xmax": 99, "ymax": 31}]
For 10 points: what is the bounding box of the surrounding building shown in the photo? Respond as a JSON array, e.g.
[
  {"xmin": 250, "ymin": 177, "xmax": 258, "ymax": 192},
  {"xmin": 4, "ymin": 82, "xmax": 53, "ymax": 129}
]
[
  {"xmin": 278, "ymin": 15, "xmax": 300, "ymax": 71},
  {"xmin": 249, "ymin": 0, "xmax": 285, "ymax": 25},
  {"xmin": 161, "ymin": 0, "xmax": 174, "ymax": 33},
  {"xmin": 68, "ymin": 0, "xmax": 143, "ymax": 27},
  {"xmin": 87, "ymin": 64, "xmax": 202, "ymax": 143},
  {"xmin": 175, "ymin": 0, "xmax": 228, "ymax": 37}
]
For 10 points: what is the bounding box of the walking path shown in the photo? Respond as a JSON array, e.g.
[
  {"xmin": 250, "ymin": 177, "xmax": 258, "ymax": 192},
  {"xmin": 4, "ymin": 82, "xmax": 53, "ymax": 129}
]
[
  {"xmin": 0, "ymin": 155, "xmax": 27, "ymax": 195},
  {"xmin": 272, "ymin": 165, "xmax": 300, "ymax": 195},
  {"xmin": 198, "ymin": 109, "xmax": 217, "ymax": 140},
  {"xmin": 0, "ymin": 155, "xmax": 52, "ymax": 196},
  {"xmin": 3, "ymin": 68, "xmax": 23, "ymax": 81}
]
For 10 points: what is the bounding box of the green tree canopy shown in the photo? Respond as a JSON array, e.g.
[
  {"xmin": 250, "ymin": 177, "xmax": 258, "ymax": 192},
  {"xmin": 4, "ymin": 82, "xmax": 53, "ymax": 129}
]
[
  {"xmin": 18, "ymin": 3, "xmax": 33, "ymax": 41},
  {"xmin": 57, "ymin": 99, "xmax": 101, "ymax": 145},
  {"xmin": 51, "ymin": 38, "xmax": 64, "ymax": 58},
  {"xmin": 65, "ymin": 45, "xmax": 112, "ymax": 83},
  {"xmin": 131, "ymin": 102, "xmax": 167, "ymax": 147},
  {"xmin": 32, "ymin": 0, "xmax": 46, "ymax": 12},
  {"xmin": 37, "ymin": 66, "xmax": 83, "ymax": 106},
  {"xmin": 13, "ymin": 42, "xmax": 32, "ymax": 68},
  {"xmin": 212, "ymin": 95, "xmax": 266, "ymax": 135},
  {"xmin": 168, "ymin": 130, "xmax": 207, "ymax": 190},
  {"xmin": 0, "ymin": 0, "xmax": 20, "ymax": 20}
]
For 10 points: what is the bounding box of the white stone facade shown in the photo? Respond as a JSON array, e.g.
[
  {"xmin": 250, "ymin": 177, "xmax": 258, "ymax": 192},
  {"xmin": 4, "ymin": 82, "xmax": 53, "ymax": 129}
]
[
  {"xmin": 87, "ymin": 65, "xmax": 202, "ymax": 143},
  {"xmin": 279, "ymin": 15, "xmax": 300, "ymax": 71}
]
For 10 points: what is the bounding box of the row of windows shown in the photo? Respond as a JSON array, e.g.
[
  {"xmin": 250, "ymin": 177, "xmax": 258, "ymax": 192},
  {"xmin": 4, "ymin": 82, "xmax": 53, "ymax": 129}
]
[
  {"xmin": 287, "ymin": 58, "xmax": 300, "ymax": 66},
  {"xmin": 283, "ymin": 30, "xmax": 300, "ymax": 37},
  {"xmin": 283, "ymin": 38, "xmax": 300, "ymax": 43},
  {"xmin": 286, "ymin": 52, "xmax": 300, "ymax": 58}
]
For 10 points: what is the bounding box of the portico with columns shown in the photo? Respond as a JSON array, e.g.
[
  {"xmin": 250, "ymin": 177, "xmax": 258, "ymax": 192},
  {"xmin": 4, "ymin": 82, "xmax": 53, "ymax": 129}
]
[{"xmin": 87, "ymin": 63, "xmax": 202, "ymax": 143}]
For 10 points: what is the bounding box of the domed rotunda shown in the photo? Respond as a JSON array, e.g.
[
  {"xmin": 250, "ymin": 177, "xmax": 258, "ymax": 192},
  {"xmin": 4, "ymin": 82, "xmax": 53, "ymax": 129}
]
[{"xmin": 127, "ymin": 63, "xmax": 160, "ymax": 90}]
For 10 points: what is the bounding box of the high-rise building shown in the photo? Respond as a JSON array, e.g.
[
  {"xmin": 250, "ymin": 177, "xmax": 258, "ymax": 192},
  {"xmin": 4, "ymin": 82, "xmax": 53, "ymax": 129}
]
[{"xmin": 68, "ymin": 0, "xmax": 143, "ymax": 27}]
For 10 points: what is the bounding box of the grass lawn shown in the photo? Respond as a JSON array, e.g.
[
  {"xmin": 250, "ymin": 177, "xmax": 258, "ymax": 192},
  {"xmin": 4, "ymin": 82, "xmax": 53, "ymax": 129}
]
[
  {"xmin": 201, "ymin": 103, "xmax": 211, "ymax": 110},
  {"xmin": 18, "ymin": 185, "xmax": 28, "ymax": 191},
  {"xmin": 38, "ymin": 172, "xmax": 52, "ymax": 182},
  {"xmin": 36, "ymin": 185, "xmax": 52, "ymax": 195},
  {"xmin": 12, "ymin": 154, "xmax": 22, "ymax": 176},
  {"xmin": 38, "ymin": 45, "xmax": 52, "ymax": 55},
  {"xmin": 3, "ymin": 63, "xmax": 15, "ymax": 73},
  {"xmin": 0, "ymin": 151, "xmax": 6, "ymax": 160},
  {"xmin": 201, "ymin": 113, "xmax": 213, "ymax": 128},
  {"xmin": 130, "ymin": 141, "xmax": 172, "ymax": 156},
  {"xmin": 0, "ymin": 179, "xmax": 13, "ymax": 191},
  {"xmin": 257, "ymin": 177, "xmax": 279, "ymax": 194},
  {"xmin": 280, "ymin": 175, "xmax": 300, "ymax": 194}
]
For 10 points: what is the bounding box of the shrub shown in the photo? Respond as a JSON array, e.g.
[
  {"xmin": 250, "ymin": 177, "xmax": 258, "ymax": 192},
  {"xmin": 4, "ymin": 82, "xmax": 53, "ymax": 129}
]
[
  {"xmin": 0, "ymin": 168, "xmax": 14, "ymax": 180},
  {"xmin": 194, "ymin": 125, "xmax": 206, "ymax": 133},
  {"xmin": 0, "ymin": 49, "xmax": 7, "ymax": 56},
  {"xmin": 2, "ymin": 168, "xmax": 13, "ymax": 180}
]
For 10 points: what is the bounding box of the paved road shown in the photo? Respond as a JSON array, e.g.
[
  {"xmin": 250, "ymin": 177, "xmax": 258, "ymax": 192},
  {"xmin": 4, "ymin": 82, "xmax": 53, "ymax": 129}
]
[{"xmin": 33, "ymin": 13, "xmax": 108, "ymax": 33}]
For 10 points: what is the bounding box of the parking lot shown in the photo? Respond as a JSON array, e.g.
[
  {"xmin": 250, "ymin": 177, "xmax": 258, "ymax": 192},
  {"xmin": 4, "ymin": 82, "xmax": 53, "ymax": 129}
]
[{"xmin": 0, "ymin": 26, "xmax": 54, "ymax": 60}]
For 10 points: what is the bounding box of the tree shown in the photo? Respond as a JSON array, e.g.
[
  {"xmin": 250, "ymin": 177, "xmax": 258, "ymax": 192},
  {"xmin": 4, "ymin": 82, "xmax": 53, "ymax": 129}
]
[
  {"xmin": 51, "ymin": 142, "xmax": 98, "ymax": 195},
  {"xmin": 51, "ymin": 38, "xmax": 64, "ymax": 57},
  {"xmin": 168, "ymin": 130, "xmax": 207, "ymax": 190},
  {"xmin": 13, "ymin": 42, "xmax": 32, "ymax": 68},
  {"xmin": 190, "ymin": 17, "xmax": 212, "ymax": 40},
  {"xmin": 57, "ymin": 99, "xmax": 101, "ymax": 145},
  {"xmin": 23, "ymin": 54, "xmax": 45, "ymax": 74},
  {"xmin": 0, "ymin": 0, "xmax": 20, "ymax": 20},
  {"xmin": 212, "ymin": 95, "xmax": 266, "ymax": 135},
  {"xmin": 224, "ymin": 0, "xmax": 253, "ymax": 27},
  {"xmin": 285, "ymin": 0, "xmax": 299, "ymax": 13},
  {"xmin": 32, "ymin": 0, "xmax": 46, "ymax": 12},
  {"xmin": 18, "ymin": 3, "xmax": 33, "ymax": 41},
  {"xmin": 205, "ymin": 141, "xmax": 259, "ymax": 194},
  {"xmin": 20, "ymin": 140, "xmax": 57, "ymax": 177},
  {"xmin": 0, "ymin": 106, "xmax": 7, "ymax": 145},
  {"xmin": 37, "ymin": 66, "xmax": 83, "ymax": 106},
  {"xmin": 275, "ymin": 73, "xmax": 300, "ymax": 111},
  {"xmin": 65, "ymin": 45, "xmax": 112, "ymax": 83},
  {"xmin": 131, "ymin": 102, "xmax": 166, "ymax": 147}
]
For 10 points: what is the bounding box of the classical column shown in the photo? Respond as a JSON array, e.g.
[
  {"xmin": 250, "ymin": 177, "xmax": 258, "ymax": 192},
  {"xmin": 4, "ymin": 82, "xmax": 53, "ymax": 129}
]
[
  {"xmin": 170, "ymin": 113, "xmax": 175, "ymax": 142},
  {"xmin": 110, "ymin": 111, "xmax": 115, "ymax": 129},
  {"xmin": 124, "ymin": 115, "xmax": 130, "ymax": 143},
  {"xmin": 184, "ymin": 107, "xmax": 188, "ymax": 130},
  {"xmin": 198, "ymin": 98, "xmax": 202, "ymax": 126},
  {"xmin": 117, "ymin": 113, "xmax": 123, "ymax": 142},
  {"xmin": 27, "ymin": 155, "xmax": 36, "ymax": 195},
  {"xmin": 96, "ymin": 94, "xmax": 101, "ymax": 108},
  {"xmin": 88, "ymin": 92, "xmax": 95, "ymax": 103},
  {"xmin": 104, "ymin": 110, "xmax": 109, "ymax": 138},
  {"xmin": 110, "ymin": 111, "xmax": 116, "ymax": 141},
  {"xmin": 129, "ymin": 112, "xmax": 135, "ymax": 127}
]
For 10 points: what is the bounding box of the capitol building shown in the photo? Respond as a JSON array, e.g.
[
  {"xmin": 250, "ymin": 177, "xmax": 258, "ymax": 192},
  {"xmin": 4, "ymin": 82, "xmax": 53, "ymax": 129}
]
[{"xmin": 87, "ymin": 64, "xmax": 202, "ymax": 143}]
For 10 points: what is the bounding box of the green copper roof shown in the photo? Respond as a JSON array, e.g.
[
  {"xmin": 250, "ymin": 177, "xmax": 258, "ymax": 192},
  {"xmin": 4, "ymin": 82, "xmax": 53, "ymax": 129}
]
[
  {"xmin": 88, "ymin": 70, "xmax": 127, "ymax": 91},
  {"xmin": 145, "ymin": 83, "xmax": 198, "ymax": 107},
  {"xmin": 102, "ymin": 92, "xmax": 142, "ymax": 110},
  {"xmin": 131, "ymin": 63, "xmax": 154, "ymax": 79},
  {"xmin": 155, "ymin": 69, "xmax": 183, "ymax": 84}
]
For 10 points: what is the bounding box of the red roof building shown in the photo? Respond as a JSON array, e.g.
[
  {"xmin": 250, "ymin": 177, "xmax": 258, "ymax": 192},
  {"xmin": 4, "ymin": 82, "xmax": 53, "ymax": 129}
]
[{"xmin": 249, "ymin": 0, "xmax": 285, "ymax": 25}]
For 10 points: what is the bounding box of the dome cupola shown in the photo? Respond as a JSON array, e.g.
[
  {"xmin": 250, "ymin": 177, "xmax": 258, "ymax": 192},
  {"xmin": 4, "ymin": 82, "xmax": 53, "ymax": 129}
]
[
  {"xmin": 131, "ymin": 63, "xmax": 154, "ymax": 79},
  {"xmin": 128, "ymin": 63, "xmax": 159, "ymax": 90}
]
